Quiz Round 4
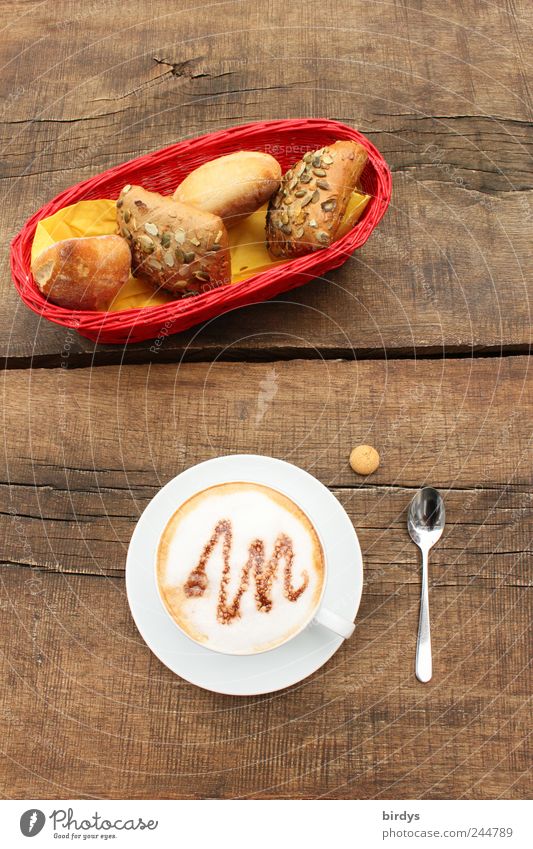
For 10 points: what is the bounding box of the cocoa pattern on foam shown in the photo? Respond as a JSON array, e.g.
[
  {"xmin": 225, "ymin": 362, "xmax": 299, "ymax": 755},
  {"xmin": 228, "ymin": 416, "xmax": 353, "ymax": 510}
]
[{"xmin": 183, "ymin": 518, "xmax": 309, "ymax": 624}]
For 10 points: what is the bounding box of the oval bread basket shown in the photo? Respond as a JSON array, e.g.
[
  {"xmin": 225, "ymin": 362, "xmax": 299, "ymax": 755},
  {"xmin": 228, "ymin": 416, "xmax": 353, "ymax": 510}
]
[{"xmin": 11, "ymin": 118, "xmax": 392, "ymax": 344}]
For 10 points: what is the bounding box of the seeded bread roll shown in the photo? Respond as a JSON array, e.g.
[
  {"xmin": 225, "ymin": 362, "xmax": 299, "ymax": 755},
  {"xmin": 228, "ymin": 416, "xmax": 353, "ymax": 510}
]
[
  {"xmin": 116, "ymin": 185, "xmax": 230, "ymax": 296},
  {"xmin": 173, "ymin": 151, "xmax": 282, "ymax": 228},
  {"xmin": 31, "ymin": 234, "xmax": 131, "ymax": 310},
  {"xmin": 266, "ymin": 140, "xmax": 368, "ymax": 258}
]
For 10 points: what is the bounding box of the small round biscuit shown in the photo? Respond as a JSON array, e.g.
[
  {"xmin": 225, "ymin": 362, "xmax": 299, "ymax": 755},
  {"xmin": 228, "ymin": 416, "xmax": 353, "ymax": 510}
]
[{"xmin": 349, "ymin": 445, "xmax": 380, "ymax": 476}]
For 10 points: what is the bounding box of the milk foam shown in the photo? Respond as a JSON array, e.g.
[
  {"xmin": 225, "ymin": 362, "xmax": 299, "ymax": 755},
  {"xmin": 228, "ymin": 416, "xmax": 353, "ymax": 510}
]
[{"xmin": 157, "ymin": 483, "xmax": 324, "ymax": 654}]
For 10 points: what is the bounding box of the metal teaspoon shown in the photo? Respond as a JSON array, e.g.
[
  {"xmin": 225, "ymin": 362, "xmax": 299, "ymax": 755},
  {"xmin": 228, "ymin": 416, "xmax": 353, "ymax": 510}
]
[{"xmin": 407, "ymin": 487, "xmax": 446, "ymax": 683}]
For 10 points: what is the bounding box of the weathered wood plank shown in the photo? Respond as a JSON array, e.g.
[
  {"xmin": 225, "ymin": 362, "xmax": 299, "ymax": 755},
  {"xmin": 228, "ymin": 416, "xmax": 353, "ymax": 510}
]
[
  {"xmin": 0, "ymin": 0, "xmax": 532, "ymax": 364},
  {"xmin": 2, "ymin": 481, "xmax": 531, "ymax": 588},
  {"xmin": 0, "ymin": 0, "xmax": 531, "ymax": 802},
  {"xmin": 0, "ymin": 564, "xmax": 529, "ymax": 799},
  {"xmin": 2, "ymin": 0, "xmax": 532, "ymax": 126},
  {"xmin": 1, "ymin": 357, "xmax": 531, "ymax": 584},
  {"xmin": 4, "ymin": 172, "xmax": 533, "ymax": 367}
]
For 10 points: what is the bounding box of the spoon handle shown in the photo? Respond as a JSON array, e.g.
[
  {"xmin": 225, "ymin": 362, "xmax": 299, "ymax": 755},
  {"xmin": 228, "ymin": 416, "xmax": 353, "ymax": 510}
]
[{"xmin": 416, "ymin": 546, "xmax": 432, "ymax": 682}]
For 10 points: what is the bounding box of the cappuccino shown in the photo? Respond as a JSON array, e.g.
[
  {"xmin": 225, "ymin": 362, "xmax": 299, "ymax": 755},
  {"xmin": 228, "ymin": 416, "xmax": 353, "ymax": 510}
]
[{"xmin": 156, "ymin": 482, "xmax": 325, "ymax": 654}]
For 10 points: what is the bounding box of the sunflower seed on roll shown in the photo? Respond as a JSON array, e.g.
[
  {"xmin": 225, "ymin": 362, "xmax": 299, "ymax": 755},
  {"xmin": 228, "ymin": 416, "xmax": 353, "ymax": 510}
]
[
  {"xmin": 266, "ymin": 140, "xmax": 368, "ymax": 258},
  {"xmin": 116, "ymin": 185, "xmax": 230, "ymax": 297}
]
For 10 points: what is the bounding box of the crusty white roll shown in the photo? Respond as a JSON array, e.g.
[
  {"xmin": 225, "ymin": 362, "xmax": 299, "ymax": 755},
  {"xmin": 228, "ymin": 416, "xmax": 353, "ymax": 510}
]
[
  {"xmin": 31, "ymin": 234, "xmax": 131, "ymax": 310},
  {"xmin": 116, "ymin": 185, "xmax": 230, "ymax": 296},
  {"xmin": 173, "ymin": 151, "xmax": 282, "ymax": 228},
  {"xmin": 266, "ymin": 140, "xmax": 368, "ymax": 258}
]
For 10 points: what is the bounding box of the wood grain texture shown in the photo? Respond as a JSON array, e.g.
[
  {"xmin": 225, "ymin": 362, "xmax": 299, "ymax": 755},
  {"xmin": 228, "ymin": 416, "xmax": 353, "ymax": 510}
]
[
  {"xmin": 0, "ymin": 0, "xmax": 531, "ymax": 804},
  {"xmin": 0, "ymin": 357, "xmax": 531, "ymax": 798},
  {"xmin": 1, "ymin": 0, "xmax": 532, "ymax": 364},
  {"xmin": 0, "ymin": 565, "xmax": 529, "ymax": 800},
  {"xmin": 1, "ymin": 357, "xmax": 532, "ymax": 583}
]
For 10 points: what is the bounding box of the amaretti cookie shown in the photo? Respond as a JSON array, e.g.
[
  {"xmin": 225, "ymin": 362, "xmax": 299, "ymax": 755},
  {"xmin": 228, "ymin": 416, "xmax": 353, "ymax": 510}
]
[
  {"xmin": 31, "ymin": 234, "xmax": 131, "ymax": 310},
  {"xmin": 266, "ymin": 141, "xmax": 368, "ymax": 258},
  {"xmin": 116, "ymin": 185, "xmax": 230, "ymax": 296},
  {"xmin": 173, "ymin": 151, "xmax": 282, "ymax": 228}
]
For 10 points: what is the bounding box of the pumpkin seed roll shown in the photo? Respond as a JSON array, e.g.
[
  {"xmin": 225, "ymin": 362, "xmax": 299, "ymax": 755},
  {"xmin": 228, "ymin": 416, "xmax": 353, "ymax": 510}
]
[
  {"xmin": 116, "ymin": 185, "xmax": 230, "ymax": 297},
  {"xmin": 266, "ymin": 140, "xmax": 368, "ymax": 258}
]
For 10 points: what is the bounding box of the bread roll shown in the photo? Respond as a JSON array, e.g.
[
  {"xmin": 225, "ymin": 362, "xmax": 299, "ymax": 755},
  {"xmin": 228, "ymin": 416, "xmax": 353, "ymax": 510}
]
[
  {"xmin": 31, "ymin": 235, "xmax": 131, "ymax": 311},
  {"xmin": 117, "ymin": 185, "xmax": 231, "ymax": 297},
  {"xmin": 266, "ymin": 140, "xmax": 368, "ymax": 258},
  {"xmin": 173, "ymin": 151, "xmax": 281, "ymax": 228}
]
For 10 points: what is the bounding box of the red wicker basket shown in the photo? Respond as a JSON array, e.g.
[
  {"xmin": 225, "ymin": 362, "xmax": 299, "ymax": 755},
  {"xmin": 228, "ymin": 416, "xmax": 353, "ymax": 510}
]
[{"xmin": 11, "ymin": 119, "xmax": 391, "ymax": 344}]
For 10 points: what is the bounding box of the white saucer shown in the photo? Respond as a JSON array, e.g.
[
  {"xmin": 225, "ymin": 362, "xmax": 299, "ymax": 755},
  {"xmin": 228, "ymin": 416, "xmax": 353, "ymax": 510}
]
[{"xmin": 125, "ymin": 455, "xmax": 363, "ymax": 696}]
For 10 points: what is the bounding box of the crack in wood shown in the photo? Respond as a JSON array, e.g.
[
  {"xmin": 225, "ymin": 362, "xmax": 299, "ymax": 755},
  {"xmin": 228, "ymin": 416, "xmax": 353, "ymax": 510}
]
[
  {"xmin": 391, "ymin": 162, "xmax": 533, "ymax": 191},
  {"xmin": 152, "ymin": 56, "xmax": 234, "ymax": 82},
  {"xmin": 1, "ymin": 109, "xmax": 131, "ymax": 126},
  {"xmin": 0, "ymin": 510, "xmax": 137, "ymax": 522},
  {"xmin": 2, "ymin": 559, "xmax": 528, "ymax": 588},
  {"xmin": 376, "ymin": 113, "xmax": 533, "ymax": 128},
  {"xmin": 2, "ymin": 345, "xmax": 532, "ymax": 372},
  {"xmin": 0, "ymin": 560, "xmax": 123, "ymax": 579}
]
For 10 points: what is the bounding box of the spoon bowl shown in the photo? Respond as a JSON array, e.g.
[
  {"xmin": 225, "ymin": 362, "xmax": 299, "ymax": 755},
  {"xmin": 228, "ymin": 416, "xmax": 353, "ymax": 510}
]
[{"xmin": 408, "ymin": 487, "xmax": 445, "ymax": 547}]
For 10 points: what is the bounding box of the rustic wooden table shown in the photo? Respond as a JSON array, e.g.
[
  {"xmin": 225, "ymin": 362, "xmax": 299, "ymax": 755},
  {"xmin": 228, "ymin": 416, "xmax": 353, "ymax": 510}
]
[{"xmin": 0, "ymin": 0, "xmax": 531, "ymax": 800}]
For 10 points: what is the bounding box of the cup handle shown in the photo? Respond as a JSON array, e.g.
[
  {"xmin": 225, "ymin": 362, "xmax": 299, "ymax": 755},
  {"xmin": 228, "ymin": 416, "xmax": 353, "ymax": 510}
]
[{"xmin": 313, "ymin": 607, "xmax": 355, "ymax": 639}]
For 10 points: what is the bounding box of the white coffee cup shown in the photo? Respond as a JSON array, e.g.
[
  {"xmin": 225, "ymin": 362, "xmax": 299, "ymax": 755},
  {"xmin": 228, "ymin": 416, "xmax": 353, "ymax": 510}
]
[{"xmin": 155, "ymin": 481, "xmax": 355, "ymax": 655}]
